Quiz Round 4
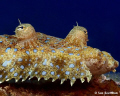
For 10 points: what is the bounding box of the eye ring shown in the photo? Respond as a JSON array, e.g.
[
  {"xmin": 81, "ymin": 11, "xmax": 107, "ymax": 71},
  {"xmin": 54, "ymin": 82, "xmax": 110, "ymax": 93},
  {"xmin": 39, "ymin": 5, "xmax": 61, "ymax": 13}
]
[
  {"xmin": 17, "ymin": 26, "xmax": 24, "ymax": 30},
  {"xmin": 84, "ymin": 30, "xmax": 87, "ymax": 34}
]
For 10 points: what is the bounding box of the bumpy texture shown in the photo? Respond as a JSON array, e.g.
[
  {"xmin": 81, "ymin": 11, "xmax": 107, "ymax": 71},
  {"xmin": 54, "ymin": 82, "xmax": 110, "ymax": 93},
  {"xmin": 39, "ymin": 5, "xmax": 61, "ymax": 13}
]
[{"xmin": 0, "ymin": 23, "xmax": 119, "ymax": 86}]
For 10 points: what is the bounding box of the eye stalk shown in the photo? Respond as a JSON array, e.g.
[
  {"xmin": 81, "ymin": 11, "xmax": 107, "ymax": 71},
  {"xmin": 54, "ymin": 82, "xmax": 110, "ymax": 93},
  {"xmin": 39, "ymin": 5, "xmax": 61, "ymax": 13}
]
[{"xmin": 15, "ymin": 23, "xmax": 37, "ymax": 41}]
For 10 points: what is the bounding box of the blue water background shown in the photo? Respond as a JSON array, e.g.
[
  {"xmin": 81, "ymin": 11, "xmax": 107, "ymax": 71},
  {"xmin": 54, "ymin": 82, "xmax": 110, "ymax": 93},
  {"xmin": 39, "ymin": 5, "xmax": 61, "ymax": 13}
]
[{"xmin": 0, "ymin": 0, "xmax": 120, "ymax": 72}]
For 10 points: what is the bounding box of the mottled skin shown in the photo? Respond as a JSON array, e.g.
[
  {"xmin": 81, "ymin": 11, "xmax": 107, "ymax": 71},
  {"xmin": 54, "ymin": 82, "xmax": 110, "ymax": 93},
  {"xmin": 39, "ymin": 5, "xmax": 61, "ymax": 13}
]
[{"xmin": 0, "ymin": 23, "xmax": 119, "ymax": 86}]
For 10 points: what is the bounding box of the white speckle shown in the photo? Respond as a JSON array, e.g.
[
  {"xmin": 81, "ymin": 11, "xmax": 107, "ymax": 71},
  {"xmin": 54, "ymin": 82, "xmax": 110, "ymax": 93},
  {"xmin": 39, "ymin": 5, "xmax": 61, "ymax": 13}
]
[
  {"xmin": 2, "ymin": 60, "xmax": 11, "ymax": 67},
  {"xmin": 67, "ymin": 47, "xmax": 71, "ymax": 48},
  {"xmin": 84, "ymin": 46, "xmax": 87, "ymax": 48},
  {"xmin": 56, "ymin": 65, "xmax": 60, "ymax": 69},
  {"xmin": 51, "ymin": 50, "xmax": 56, "ymax": 53},
  {"xmin": 90, "ymin": 52, "xmax": 93, "ymax": 54},
  {"xmin": 20, "ymin": 65, "xmax": 24, "ymax": 69},
  {"xmin": 103, "ymin": 55, "xmax": 106, "ymax": 57},
  {"xmin": 13, "ymin": 55, "xmax": 16, "ymax": 57},
  {"xmin": 5, "ymin": 75, "xmax": 8, "ymax": 78},
  {"xmin": 28, "ymin": 71, "xmax": 32, "ymax": 75},
  {"xmin": 34, "ymin": 63, "xmax": 37, "ymax": 67},
  {"xmin": 50, "ymin": 47, "xmax": 55, "ymax": 49},
  {"xmin": 36, "ymin": 58, "xmax": 38, "ymax": 60},
  {"xmin": 14, "ymin": 48, "xmax": 17, "ymax": 52},
  {"xmin": 18, "ymin": 58, "xmax": 22, "ymax": 61},
  {"xmin": 64, "ymin": 60, "xmax": 66, "ymax": 62},
  {"xmin": 72, "ymin": 77, "xmax": 75, "ymax": 80},
  {"xmin": 1, "ymin": 55, "xmax": 3, "ymax": 57},
  {"xmin": 60, "ymin": 50, "xmax": 64, "ymax": 53},
  {"xmin": 81, "ymin": 67, "xmax": 84, "ymax": 69},
  {"xmin": 50, "ymin": 63, "xmax": 54, "ymax": 67},
  {"xmin": 0, "ymin": 41, "xmax": 2, "ymax": 43},
  {"xmin": 33, "ymin": 49, "xmax": 37, "ymax": 53},
  {"xmin": 69, "ymin": 64, "xmax": 75, "ymax": 68},
  {"xmin": 69, "ymin": 53, "xmax": 74, "ymax": 55},
  {"xmin": 80, "ymin": 62, "xmax": 83, "ymax": 64},
  {"xmin": 28, "ymin": 63, "xmax": 31, "ymax": 66},
  {"xmin": 57, "ymin": 74, "xmax": 60, "ymax": 78},
  {"xmin": 57, "ymin": 48, "xmax": 61, "ymax": 49},
  {"xmin": 5, "ymin": 47, "xmax": 11, "ymax": 52},
  {"xmin": 10, "ymin": 68, "xmax": 14, "ymax": 72},
  {"xmin": 47, "ymin": 37, "xmax": 50, "ymax": 39},
  {"xmin": 43, "ymin": 59, "xmax": 47, "ymax": 65},
  {"xmin": 0, "ymin": 75, "xmax": 2, "ymax": 78},
  {"xmin": 108, "ymin": 53, "xmax": 111, "ymax": 56},
  {"xmin": 76, "ymin": 68, "xmax": 79, "ymax": 71},
  {"xmin": 56, "ymin": 38, "xmax": 61, "ymax": 41},
  {"xmin": 51, "ymin": 71, "xmax": 55, "ymax": 75},
  {"xmin": 14, "ymin": 73, "xmax": 18, "ymax": 77},
  {"xmin": 54, "ymin": 42, "xmax": 58, "ymax": 44},
  {"xmin": 35, "ymin": 72, "xmax": 38, "ymax": 74},
  {"xmin": 65, "ymin": 71, "xmax": 70, "ymax": 75},
  {"xmin": 77, "ymin": 54, "xmax": 80, "ymax": 56},
  {"xmin": 42, "ymin": 71, "xmax": 46, "ymax": 75},
  {"xmin": 81, "ymin": 73, "xmax": 84, "ymax": 76},
  {"xmin": 20, "ymin": 75, "xmax": 22, "ymax": 78},
  {"xmin": 45, "ymin": 40, "xmax": 49, "ymax": 43},
  {"xmin": 41, "ymin": 50, "xmax": 44, "ymax": 52},
  {"xmin": 74, "ymin": 59, "xmax": 76, "ymax": 62},
  {"xmin": 75, "ymin": 48, "xmax": 79, "ymax": 50},
  {"xmin": 26, "ymin": 51, "xmax": 30, "ymax": 55}
]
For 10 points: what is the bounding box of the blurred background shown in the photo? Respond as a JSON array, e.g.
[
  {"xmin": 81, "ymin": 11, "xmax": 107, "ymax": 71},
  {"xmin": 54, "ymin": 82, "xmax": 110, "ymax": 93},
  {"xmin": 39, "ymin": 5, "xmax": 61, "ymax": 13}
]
[{"xmin": 0, "ymin": 0, "xmax": 119, "ymax": 72}]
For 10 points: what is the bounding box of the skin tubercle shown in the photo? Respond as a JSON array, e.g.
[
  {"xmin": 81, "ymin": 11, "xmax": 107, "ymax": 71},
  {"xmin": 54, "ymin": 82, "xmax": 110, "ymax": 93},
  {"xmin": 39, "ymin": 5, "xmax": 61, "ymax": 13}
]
[{"xmin": 0, "ymin": 45, "xmax": 92, "ymax": 85}]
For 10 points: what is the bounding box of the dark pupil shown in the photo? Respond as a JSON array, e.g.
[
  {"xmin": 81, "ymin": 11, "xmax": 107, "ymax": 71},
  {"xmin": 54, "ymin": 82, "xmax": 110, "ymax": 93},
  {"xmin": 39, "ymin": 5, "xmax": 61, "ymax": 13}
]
[
  {"xmin": 18, "ymin": 26, "xmax": 23, "ymax": 29},
  {"xmin": 84, "ymin": 31, "xmax": 87, "ymax": 33}
]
